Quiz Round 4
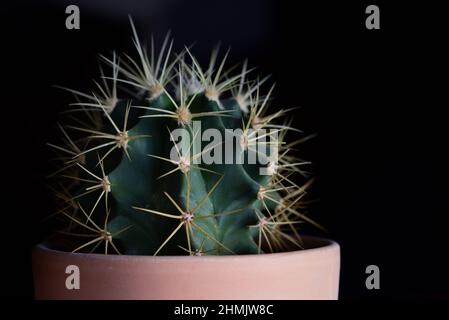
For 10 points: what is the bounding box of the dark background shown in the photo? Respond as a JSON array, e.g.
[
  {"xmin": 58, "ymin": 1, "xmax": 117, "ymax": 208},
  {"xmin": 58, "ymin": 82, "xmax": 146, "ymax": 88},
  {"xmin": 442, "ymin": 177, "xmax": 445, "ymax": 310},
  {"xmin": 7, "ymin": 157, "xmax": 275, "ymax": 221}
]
[{"xmin": 0, "ymin": 0, "xmax": 447, "ymax": 300}]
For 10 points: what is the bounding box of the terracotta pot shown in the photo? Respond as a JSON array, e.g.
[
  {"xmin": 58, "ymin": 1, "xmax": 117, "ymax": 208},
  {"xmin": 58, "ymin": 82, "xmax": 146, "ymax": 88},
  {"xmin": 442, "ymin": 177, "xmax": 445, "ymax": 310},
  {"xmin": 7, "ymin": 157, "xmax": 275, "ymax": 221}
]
[{"xmin": 32, "ymin": 236, "xmax": 340, "ymax": 300}]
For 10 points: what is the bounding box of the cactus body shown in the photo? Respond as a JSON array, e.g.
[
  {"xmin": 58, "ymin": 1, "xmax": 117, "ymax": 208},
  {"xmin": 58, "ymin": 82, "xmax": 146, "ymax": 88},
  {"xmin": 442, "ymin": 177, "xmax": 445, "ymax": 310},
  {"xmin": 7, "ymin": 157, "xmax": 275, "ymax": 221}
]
[{"xmin": 49, "ymin": 22, "xmax": 316, "ymax": 256}]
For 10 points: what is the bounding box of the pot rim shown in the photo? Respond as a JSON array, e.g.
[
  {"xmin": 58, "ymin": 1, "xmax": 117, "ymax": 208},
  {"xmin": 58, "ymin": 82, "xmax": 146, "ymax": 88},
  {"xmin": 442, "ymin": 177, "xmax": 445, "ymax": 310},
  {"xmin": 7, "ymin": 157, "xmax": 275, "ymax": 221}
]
[{"xmin": 34, "ymin": 235, "xmax": 339, "ymax": 262}]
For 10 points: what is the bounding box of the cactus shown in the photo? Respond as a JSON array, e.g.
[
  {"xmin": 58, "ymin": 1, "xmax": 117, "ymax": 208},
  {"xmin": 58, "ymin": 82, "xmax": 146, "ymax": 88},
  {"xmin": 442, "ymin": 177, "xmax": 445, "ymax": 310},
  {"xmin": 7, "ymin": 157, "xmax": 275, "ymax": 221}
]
[{"xmin": 48, "ymin": 20, "xmax": 319, "ymax": 256}]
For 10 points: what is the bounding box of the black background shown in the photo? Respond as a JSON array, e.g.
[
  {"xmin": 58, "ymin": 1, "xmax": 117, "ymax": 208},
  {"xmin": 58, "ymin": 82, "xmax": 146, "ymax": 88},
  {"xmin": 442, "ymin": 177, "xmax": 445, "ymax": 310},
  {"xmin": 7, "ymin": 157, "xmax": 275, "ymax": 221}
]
[{"xmin": 1, "ymin": 0, "xmax": 447, "ymax": 300}]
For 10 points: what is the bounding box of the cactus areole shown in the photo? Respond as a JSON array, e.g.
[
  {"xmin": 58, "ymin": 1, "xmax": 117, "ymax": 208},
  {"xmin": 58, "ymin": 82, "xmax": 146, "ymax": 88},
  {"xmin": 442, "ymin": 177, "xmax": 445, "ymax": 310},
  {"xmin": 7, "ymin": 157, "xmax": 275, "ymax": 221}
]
[{"xmin": 46, "ymin": 20, "xmax": 322, "ymax": 257}]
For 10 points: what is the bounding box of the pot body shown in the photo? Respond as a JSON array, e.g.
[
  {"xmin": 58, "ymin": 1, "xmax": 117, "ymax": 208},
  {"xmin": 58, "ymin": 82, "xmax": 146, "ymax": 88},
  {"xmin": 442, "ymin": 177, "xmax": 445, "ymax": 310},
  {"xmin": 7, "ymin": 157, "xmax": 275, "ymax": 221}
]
[{"xmin": 32, "ymin": 236, "xmax": 340, "ymax": 300}]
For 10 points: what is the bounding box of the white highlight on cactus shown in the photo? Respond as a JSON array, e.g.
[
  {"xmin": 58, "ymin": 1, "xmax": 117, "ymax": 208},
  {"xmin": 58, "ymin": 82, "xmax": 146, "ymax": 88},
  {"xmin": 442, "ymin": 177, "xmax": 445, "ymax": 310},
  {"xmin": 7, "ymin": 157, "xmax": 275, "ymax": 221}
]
[
  {"xmin": 257, "ymin": 186, "xmax": 267, "ymax": 200},
  {"xmin": 265, "ymin": 161, "xmax": 278, "ymax": 176},
  {"xmin": 175, "ymin": 105, "xmax": 192, "ymax": 126},
  {"xmin": 182, "ymin": 211, "xmax": 194, "ymax": 224},
  {"xmin": 116, "ymin": 130, "xmax": 130, "ymax": 149},
  {"xmin": 100, "ymin": 176, "xmax": 112, "ymax": 193},
  {"xmin": 239, "ymin": 133, "xmax": 249, "ymax": 150},
  {"xmin": 193, "ymin": 250, "xmax": 203, "ymax": 256},
  {"xmin": 101, "ymin": 231, "xmax": 113, "ymax": 242},
  {"xmin": 178, "ymin": 156, "xmax": 191, "ymax": 174}
]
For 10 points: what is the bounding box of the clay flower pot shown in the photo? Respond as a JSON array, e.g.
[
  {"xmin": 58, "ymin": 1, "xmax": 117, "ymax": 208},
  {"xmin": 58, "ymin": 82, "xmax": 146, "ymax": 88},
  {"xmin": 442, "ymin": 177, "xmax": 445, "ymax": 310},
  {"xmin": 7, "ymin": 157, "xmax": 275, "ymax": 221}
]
[{"xmin": 32, "ymin": 236, "xmax": 340, "ymax": 300}]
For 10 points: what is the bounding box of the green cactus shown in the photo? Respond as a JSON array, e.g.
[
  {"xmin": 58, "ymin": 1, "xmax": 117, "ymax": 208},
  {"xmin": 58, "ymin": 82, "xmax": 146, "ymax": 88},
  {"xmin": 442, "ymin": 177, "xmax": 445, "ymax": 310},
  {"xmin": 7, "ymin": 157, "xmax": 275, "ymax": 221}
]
[{"xmin": 48, "ymin": 20, "xmax": 320, "ymax": 256}]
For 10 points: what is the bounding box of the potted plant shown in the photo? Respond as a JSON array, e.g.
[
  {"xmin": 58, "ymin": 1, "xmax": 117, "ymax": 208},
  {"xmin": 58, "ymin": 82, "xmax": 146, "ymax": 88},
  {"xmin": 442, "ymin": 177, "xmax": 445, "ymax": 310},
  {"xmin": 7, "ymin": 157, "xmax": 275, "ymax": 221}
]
[{"xmin": 33, "ymin": 20, "xmax": 340, "ymax": 300}]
